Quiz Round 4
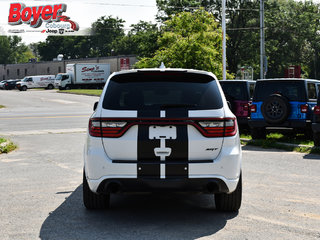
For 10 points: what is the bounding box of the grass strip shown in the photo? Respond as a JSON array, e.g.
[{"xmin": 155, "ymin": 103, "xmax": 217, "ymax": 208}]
[
  {"xmin": 241, "ymin": 138, "xmax": 320, "ymax": 155},
  {"xmin": 0, "ymin": 105, "xmax": 5, "ymax": 109},
  {"xmin": 240, "ymin": 132, "xmax": 314, "ymax": 146},
  {"xmin": 0, "ymin": 138, "xmax": 17, "ymax": 154},
  {"xmin": 58, "ymin": 89, "xmax": 102, "ymax": 96},
  {"xmin": 266, "ymin": 132, "xmax": 313, "ymax": 146}
]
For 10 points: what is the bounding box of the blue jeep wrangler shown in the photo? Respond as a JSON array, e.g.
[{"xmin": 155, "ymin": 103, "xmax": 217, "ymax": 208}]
[{"xmin": 249, "ymin": 78, "xmax": 320, "ymax": 139}]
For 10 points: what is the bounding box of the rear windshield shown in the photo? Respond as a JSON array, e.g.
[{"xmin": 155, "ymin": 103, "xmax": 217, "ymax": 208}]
[
  {"xmin": 220, "ymin": 82, "xmax": 249, "ymax": 100},
  {"xmin": 253, "ymin": 81, "xmax": 307, "ymax": 102},
  {"xmin": 103, "ymin": 72, "xmax": 223, "ymax": 110}
]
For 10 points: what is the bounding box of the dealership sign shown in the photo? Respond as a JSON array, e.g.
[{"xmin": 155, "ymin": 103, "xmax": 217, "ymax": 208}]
[{"xmin": 7, "ymin": 2, "xmax": 79, "ymax": 34}]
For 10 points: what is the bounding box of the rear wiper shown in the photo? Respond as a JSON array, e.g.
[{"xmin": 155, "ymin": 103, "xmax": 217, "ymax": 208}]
[{"xmin": 160, "ymin": 104, "xmax": 197, "ymax": 109}]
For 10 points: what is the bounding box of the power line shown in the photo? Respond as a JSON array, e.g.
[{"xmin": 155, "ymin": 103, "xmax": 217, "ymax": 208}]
[
  {"xmin": 86, "ymin": 2, "xmax": 259, "ymax": 11},
  {"xmin": 85, "ymin": 2, "xmax": 156, "ymax": 8}
]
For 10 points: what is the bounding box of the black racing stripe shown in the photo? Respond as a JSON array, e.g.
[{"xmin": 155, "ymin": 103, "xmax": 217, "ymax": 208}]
[
  {"xmin": 165, "ymin": 108, "xmax": 188, "ymax": 179},
  {"xmin": 138, "ymin": 109, "xmax": 161, "ymax": 118},
  {"xmin": 165, "ymin": 108, "xmax": 188, "ymax": 118},
  {"xmin": 137, "ymin": 110, "xmax": 160, "ymax": 178},
  {"xmin": 165, "ymin": 125, "xmax": 188, "ymax": 178}
]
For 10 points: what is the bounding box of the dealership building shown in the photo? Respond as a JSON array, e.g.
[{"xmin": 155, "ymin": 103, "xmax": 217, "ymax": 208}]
[{"xmin": 0, "ymin": 56, "xmax": 138, "ymax": 80}]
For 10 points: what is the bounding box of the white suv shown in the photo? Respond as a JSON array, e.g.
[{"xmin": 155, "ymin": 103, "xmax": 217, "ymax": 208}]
[{"xmin": 83, "ymin": 69, "xmax": 242, "ymax": 211}]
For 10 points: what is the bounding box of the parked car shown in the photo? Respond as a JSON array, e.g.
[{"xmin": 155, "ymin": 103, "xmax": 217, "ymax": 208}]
[
  {"xmin": 0, "ymin": 80, "xmax": 9, "ymax": 89},
  {"xmin": 16, "ymin": 75, "xmax": 55, "ymax": 91},
  {"xmin": 249, "ymin": 78, "xmax": 320, "ymax": 139},
  {"xmin": 220, "ymin": 80, "xmax": 255, "ymax": 127},
  {"xmin": 83, "ymin": 69, "xmax": 242, "ymax": 211},
  {"xmin": 312, "ymin": 90, "xmax": 320, "ymax": 146},
  {"xmin": 4, "ymin": 80, "xmax": 20, "ymax": 90}
]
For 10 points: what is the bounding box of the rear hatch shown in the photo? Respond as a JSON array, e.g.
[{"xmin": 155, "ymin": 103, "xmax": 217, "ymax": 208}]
[
  {"xmin": 251, "ymin": 80, "xmax": 308, "ymax": 121},
  {"xmin": 220, "ymin": 81, "xmax": 250, "ymax": 118},
  {"xmin": 93, "ymin": 71, "xmax": 235, "ymax": 178}
]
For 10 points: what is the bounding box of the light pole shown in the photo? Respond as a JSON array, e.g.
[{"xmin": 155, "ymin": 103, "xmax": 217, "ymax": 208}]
[
  {"xmin": 260, "ymin": 0, "xmax": 265, "ymax": 79},
  {"xmin": 222, "ymin": 0, "xmax": 226, "ymax": 80}
]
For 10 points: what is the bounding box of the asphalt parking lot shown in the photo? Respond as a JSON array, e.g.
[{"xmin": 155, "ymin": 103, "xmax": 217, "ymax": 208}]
[{"xmin": 0, "ymin": 90, "xmax": 320, "ymax": 240}]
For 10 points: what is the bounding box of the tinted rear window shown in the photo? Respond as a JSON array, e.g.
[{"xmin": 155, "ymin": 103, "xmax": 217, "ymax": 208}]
[
  {"xmin": 103, "ymin": 72, "xmax": 223, "ymax": 110},
  {"xmin": 253, "ymin": 81, "xmax": 307, "ymax": 102},
  {"xmin": 220, "ymin": 82, "xmax": 249, "ymax": 100}
]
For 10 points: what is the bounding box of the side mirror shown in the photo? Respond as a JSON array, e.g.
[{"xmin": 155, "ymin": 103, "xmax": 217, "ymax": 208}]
[{"xmin": 93, "ymin": 102, "xmax": 98, "ymax": 111}]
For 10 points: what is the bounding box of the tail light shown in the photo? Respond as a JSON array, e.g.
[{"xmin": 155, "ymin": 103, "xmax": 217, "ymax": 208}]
[
  {"xmin": 89, "ymin": 118, "xmax": 127, "ymax": 138},
  {"xmin": 314, "ymin": 106, "xmax": 320, "ymax": 115},
  {"xmin": 89, "ymin": 118, "xmax": 237, "ymax": 138},
  {"xmin": 300, "ymin": 104, "xmax": 308, "ymax": 113},
  {"xmin": 239, "ymin": 103, "xmax": 250, "ymax": 117},
  {"xmin": 250, "ymin": 104, "xmax": 257, "ymax": 113},
  {"xmin": 197, "ymin": 118, "xmax": 237, "ymax": 137},
  {"xmin": 241, "ymin": 103, "xmax": 249, "ymax": 111}
]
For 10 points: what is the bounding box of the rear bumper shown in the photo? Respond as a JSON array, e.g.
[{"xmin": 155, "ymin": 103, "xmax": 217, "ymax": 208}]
[
  {"xmin": 237, "ymin": 117, "xmax": 249, "ymax": 126},
  {"xmin": 249, "ymin": 120, "xmax": 310, "ymax": 129},
  {"xmin": 93, "ymin": 177, "xmax": 231, "ymax": 194},
  {"xmin": 84, "ymin": 133, "xmax": 242, "ymax": 194}
]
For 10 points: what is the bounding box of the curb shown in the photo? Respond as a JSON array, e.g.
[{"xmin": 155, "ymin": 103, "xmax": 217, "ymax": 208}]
[{"xmin": 57, "ymin": 91, "xmax": 101, "ymax": 97}]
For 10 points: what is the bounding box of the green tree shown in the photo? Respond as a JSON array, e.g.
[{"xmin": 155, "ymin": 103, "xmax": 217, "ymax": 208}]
[
  {"xmin": 156, "ymin": 0, "xmax": 209, "ymax": 22},
  {"xmin": 135, "ymin": 9, "xmax": 231, "ymax": 79},
  {"xmin": 0, "ymin": 37, "xmax": 11, "ymax": 64},
  {"xmin": 0, "ymin": 36, "xmax": 35, "ymax": 64},
  {"xmin": 115, "ymin": 21, "xmax": 160, "ymax": 57},
  {"xmin": 90, "ymin": 16, "xmax": 125, "ymax": 57},
  {"xmin": 155, "ymin": 0, "xmax": 260, "ymax": 77},
  {"xmin": 265, "ymin": 0, "xmax": 320, "ymax": 78},
  {"xmin": 155, "ymin": 0, "xmax": 320, "ymax": 79},
  {"xmin": 37, "ymin": 36, "xmax": 92, "ymax": 61},
  {"xmin": 36, "ymin": 16, "xmax": 126, "ymax": 61}
]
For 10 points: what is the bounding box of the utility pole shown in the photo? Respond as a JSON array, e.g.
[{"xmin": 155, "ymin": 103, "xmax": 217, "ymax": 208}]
[
  {"xmin": 260, "ymin": 0, "xmax": 265, "ymax": 79},
  {"xmin": 222, "ymin": 0, "xmax": 226, "ymax": 80}
]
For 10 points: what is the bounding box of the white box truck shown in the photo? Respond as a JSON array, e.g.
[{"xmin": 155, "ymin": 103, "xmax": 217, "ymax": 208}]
[
  {"xmin": 16, "ymin": 75, "xmax": 55, "ymax": 91},
  {"xmin": 55, "ymin": 63, "xmax": 110, "ymax": 90}
]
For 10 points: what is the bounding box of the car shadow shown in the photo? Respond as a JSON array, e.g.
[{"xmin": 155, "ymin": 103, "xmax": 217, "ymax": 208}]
[
  {"xmin": 303, "ymin": 153, "xmax": 320, "ymax": 160},
  {"xmin": 39, "ymin": 185, "xmax": 238, "ymax": 240},
  {"xmin": 242, "ymin": 145, "xmax": 320, "ymax": 159},
  {"xmin": 241, "ymin": 145, "xmax": 283, "ymax": 152}
]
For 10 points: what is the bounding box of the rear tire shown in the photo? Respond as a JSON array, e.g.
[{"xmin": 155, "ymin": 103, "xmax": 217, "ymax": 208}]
[
  {"xmin": 314, "ymin": 132, "xmax": 320, "ymax": 147},
  {"xmin": 47, "ymin": 84, "xmax": 54, "ymax": 90},
  {"xmin": 261, "ymin": 94, "xmax": 290, "ymax": 124},
  {"xmin": 251, "ymin": 127, "xmax": 266, "ymax": 139},
  {"xmin": 83, "ymin": 170, "xmax": 110, "ymax": 210},
  {"xmin": 215, "ymin": 174, "xmax": 242, "ymax": 212}
]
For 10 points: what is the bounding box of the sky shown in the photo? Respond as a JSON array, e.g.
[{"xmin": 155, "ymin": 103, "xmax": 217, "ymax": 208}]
[{"xmin": 0, "ymin": 0, "xmax": 158, "ymax": 44}]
